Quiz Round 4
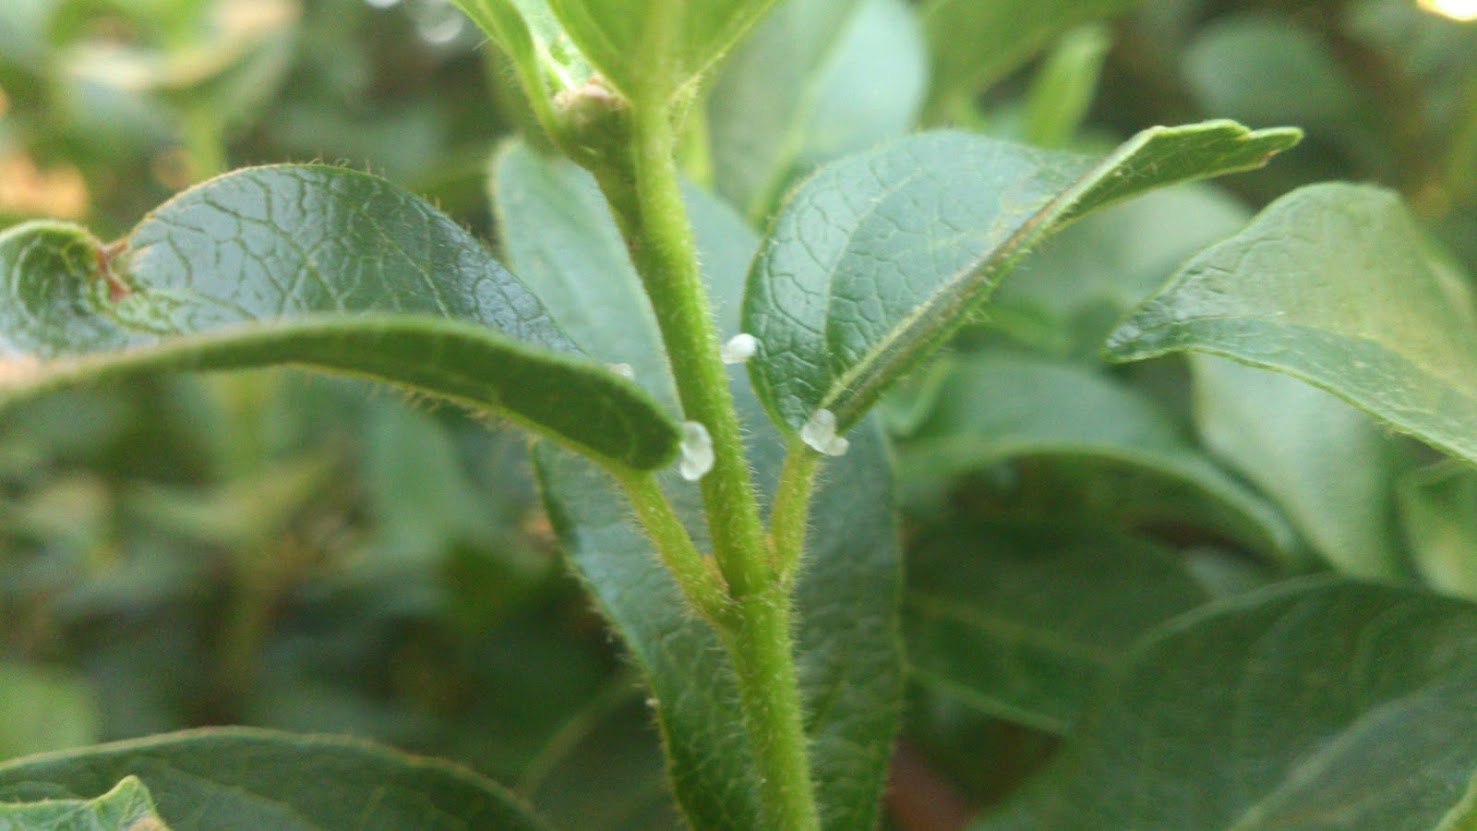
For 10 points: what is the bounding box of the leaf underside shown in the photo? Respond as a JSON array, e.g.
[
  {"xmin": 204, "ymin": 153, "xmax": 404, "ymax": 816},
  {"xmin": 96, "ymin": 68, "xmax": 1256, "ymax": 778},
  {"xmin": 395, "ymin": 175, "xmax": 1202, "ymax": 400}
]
[
  {"xmin": 0, "ymin": 165, "xmax": 681, "ymax": 470},
  {"xmin": 1107, "ymin": 183, "xmax": 1477, "ymax": 467}
]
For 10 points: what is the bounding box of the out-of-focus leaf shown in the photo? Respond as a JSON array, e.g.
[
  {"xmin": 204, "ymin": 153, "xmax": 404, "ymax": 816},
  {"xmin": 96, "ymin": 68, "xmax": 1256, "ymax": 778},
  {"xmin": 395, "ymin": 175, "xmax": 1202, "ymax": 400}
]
[
  {"xmin": 1192, "ymin": 355, "xmax": 1406, "ymax": 578},
  {"xmin": 906, "ymin": 520, "xmax": 1208, "ymax": 734},
  {"xmin": 921, "ymin": 0, "xmax": 1142, "ymax": 119},
  {"xmin": 895, "ymin": 353, "xmax": 1297, "ymax": 558},
  {"xmin": 0, "ymin": 663, "xmax": 101, "ymax": 763},
  {"xmin": 0, "ymin": 776, "xmax": 168, "ymax": 831},
  {"xmin": 975, "ymin": 579, "xmax": 1477, "ymax": 831},
  {"xmin": 1183, "ymin": 14, "xmax": 1360, "ymax": 129},
  {"xmin": 991, "ymin": 183, "xmax": 1250, "ymax": 358},
  {"xmin": 0, "ymin": 165, "xmax": 681, "ymax": 470},
  {"xmin": 1107, "ymin": 183, "xmax": 1477, "ymax": 466},
  {"xmin": 0, "ymin": 728, "xmax": 554, "ymax": 830},
  {"xmin": 1399, "ymin": 460, "xmax": 1477, "ymax": 599},
  {"xmin": 708, "ymin": 0, "xmax": 927, "ymax": 220},
  {"xmin": 744, "ymin": 121, "xmax": 1300, "ymax": 437},
  {"xmin": 520, "ymin": 690, "xmax": 683, "ymax": 831},
  {"xmin": 1021, "ymin": 24, "xmax": 1111, "ymax": 148}
]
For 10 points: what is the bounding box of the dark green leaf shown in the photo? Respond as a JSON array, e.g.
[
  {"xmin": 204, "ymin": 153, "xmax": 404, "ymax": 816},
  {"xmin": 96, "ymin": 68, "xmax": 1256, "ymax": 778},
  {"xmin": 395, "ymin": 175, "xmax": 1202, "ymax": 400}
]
[
  {"xmin": 975, "ymin": 579, "xmax": 1477, "ymax": 830},
  {"xmin": 708, "ymin": 0, "xmax": 927, "ymax": 220},
  {"xmin": 906, "ymin": 521, "xmax": 1209, "ymax": 734},
  {"xmin": 1399, "ymin": 460, "xmax": 1477, "ymax": 599},
  {"xmin": 895, "ymin": 353, "xmax": 1298, "ymax": 558},
  {"xmin": 1192, "ymin": 355, "xmax": 1406, "ymax": 578},
  {"xmin": 0, "ymin": 728, "xmax": 553, "ymax": 830},
  {"xmin": 0, "ymin": 776, "xmax": 168, "ymax": 831},
  {"xmin": 744, "ymin": 122, "xmax": 1300, "ymax": 438},
  {"xmin": 1107, "ymin": 183, "xmax": 1477, "ymax": 466},
  {"xmin": 922, "ymin": 0, "xmax": 1142, "ymax": 119},
  {"xmin": 0, "ymin": 166, "xmax": 680, "ymax": 470},
  {"xmin": 494, "ymin": 143, "xmax": 902, "ymax": 830}
]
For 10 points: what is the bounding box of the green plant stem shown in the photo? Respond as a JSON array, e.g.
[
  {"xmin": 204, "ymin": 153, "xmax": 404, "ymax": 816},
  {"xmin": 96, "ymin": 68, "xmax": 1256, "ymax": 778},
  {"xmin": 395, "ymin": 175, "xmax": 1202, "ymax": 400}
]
[
  {"xmin": 721, "ymin": 590, "xmax": 822, "ymax": 831},
  {"xmin": 181, "ymin": 105, "xmax": 227, "ymax": 181},
  {"xmin": 771, "ymin": 441, "xmax": 821, "ymax": 588},
  {"xmin": 615, "ymin": 470, "xmax": 730, "ymax": 624},
  {"xmin": 604, "ymin": 99, "xmax": 771, "ymax": 602},
  {"xmin": 593, "ymin": 96, "xmax": 822, "ymax": 831}
]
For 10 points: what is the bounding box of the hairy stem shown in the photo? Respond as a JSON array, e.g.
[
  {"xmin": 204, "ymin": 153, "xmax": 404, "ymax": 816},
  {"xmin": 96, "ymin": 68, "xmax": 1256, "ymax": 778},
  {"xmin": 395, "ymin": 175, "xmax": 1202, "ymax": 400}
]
[
  {"xmin": 771, "ymin": 440, "xmax": 822, "ymax": 589},
  {"xmin": 615, "ymin": 470, "xmax": 731, "ymax": 624},
  {"xmin": 589, "ymin": 94, "xmax": 822, "ymax": 830}
]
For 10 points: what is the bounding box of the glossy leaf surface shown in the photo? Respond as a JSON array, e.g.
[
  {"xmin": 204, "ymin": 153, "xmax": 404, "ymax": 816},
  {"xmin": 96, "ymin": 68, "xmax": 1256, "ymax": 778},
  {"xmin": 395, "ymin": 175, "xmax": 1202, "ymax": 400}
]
[
  {"xmin": 0, "ymin": 729, "xmax": 552, "ymax": 830},
  {"xmin": 0, "ymin": 166, "xmax": 680, "ymax": 470},
  {"xmin": 0, "ymin": 776, "xmax": 168, "ymax": 831},
  {"xmin": 907, "ymin": 521, "xmax": 1208, "ymax": 734},
  {"xmin": 976, "ymin": 580, "xmax": 1477, "ymax": 830},
  {"xmin": 1108, "ymin": 183, "xmax": 1477, "ymax": 466},
  {"xmin": 744, "ymin": 121, "xmax": 1300, "ymax": 436}
]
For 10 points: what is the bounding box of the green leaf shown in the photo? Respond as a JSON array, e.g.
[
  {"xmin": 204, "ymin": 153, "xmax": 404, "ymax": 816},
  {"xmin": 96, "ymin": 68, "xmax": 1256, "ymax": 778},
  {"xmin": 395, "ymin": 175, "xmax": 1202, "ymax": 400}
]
[
  {"xmin": 0, "ymin": 664, "xmax": 100, "ymax": 763},
  {"xmin": 1399, "ymin": 460, "xmax": 1477, "ymax": 599},
  {"xmin": 975, "ymin": 579, "xmax": 1477, "ymax": 831},
  {"xmin": 0, "ymin": 165, "xmax": 681, "ymax": 470},
  {"xmin": 537, "ymin": 411, "xmax": 901, "ymax": 831},
  {"xmin": 494, "ymin": 142, "xmax": 901, "ymax": 830},
  {"xmin": 449, "ymin": 0, "xmax": 596, "ymax": 122},
  {"xmin": 0, "ymin": 728, "xmax": 554, "ymax": 830},
  {"xmin": 744, "ymin": 121, "xmax": 1301, "ymax": 437},
  {"xmin": 1192, "ymin": 355, "xmax": 1407, "ymax": 578},
  {"xmin": 922, "ymin": 0, "xmax": 1142, "ymax": 119},
  {"xmin": 906, "ymin": 520, "xmax": 1209, "ymax": 734},
  {"xmin": 541, "ymin": 0, "xmax": 780, "ymax": 103},
  {"xmin": 990, "ymin": 183, "xmax": 1251, "ymax": 359},
  {"xmin": 490, "ymin": 140, "xmax": 757, "ymax": 401},
  {"xmin": 707, "ymin": 0, "xmax": 927, "ymax": 221},
  {"xmin": 895, "ymin": 353, "xmax": 1298, "ymax": 558},
  {"xmin": 1021, "ymin": 24, "xmax": 1111, "ymax": 148},
  {"xmin": 0, "ymin": 776, "xmax": 168, "ymax": 831},
  {"xmin": 1107, "ymin": 183, "xmax": 1477, "ymax": 467}
]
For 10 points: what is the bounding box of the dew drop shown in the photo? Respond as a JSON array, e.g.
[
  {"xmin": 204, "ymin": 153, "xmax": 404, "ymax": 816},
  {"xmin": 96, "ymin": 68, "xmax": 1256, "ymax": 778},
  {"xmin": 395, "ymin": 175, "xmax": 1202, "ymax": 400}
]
[
  {"xmin": 679, "ymin": 421, "xmax": 714, "ymax": 481},
  {"xmin": 800, "ymin": 409, "xmax": 849, "ymax": 457},
  {"xmin": 720, "ymin": 333, "xmax": 758, "ymax": 365}
]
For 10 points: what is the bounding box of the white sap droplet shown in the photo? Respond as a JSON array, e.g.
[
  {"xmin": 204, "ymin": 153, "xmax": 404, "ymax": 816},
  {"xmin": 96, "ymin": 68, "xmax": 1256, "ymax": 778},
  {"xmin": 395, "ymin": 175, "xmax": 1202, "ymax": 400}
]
[
  {"xmin": 607, "ymin": 362, "xmax": 636, "ymax": 380},
  {"xmin": 679, "ymin": 421, "xmax": 715, "ymax": 481},
  {"xmin": 800, "ymin": 409, "xmax": 849, "ymax": 457},
  {"xmin": 720, "ymin": 333, "xmax": 759, "ymax": 365}
]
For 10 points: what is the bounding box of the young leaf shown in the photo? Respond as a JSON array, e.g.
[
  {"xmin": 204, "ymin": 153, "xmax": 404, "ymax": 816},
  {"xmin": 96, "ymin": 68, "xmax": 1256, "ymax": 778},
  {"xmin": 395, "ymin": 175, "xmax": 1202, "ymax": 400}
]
[
  {"xmin": 493, "ymin": 143, "xmax": 901, "ymax": 829},
  {"xmin": 907, "ymin": 520, "xmax": 1209, "ymax": 734},
  {"xmin": 449, "ymin": 0, "xmax": 596, "ymax": 128},
  {"xmin": 1107, "ymin": 184, "xmax": 1477, "ymax": 466},
  {"xmin": 922, "ymin": 0, "xmax": 1142, "ymax": 119},
  {"xmin": 895, "ymin": 353, "xmax": 1298, "ymax": 559},
  {"xmin": 0, "ymin": 776, "xmax": 168, "ymax": 831},
  {"xmin": 743, "ymin": 121, "xmax": 1301, "ymax": 438},
  {"xmin": 1192, "ymin": 355, "xmax": 1407, "ymax": 578},
  {"xmin": 542, "ymin": 0, "xmax": 781, "ymax": 103},
  {"xmin": 0, "ymin": 728, "xmax": 554, "ymax": 830},
  {"xmin": 1399, "ymin": 461, "xmax": 1477, "ymax": 600},
  {"xmin": 0, "ymin": 166, "xmax": 681, "ymax": 470},
  {"xmin": 975, "ymin": 579, "xmax": 1477, "ymax": 830},
  {"xmin": 707, "ymin": 0, "xmax": 928, "ymax": 220}
]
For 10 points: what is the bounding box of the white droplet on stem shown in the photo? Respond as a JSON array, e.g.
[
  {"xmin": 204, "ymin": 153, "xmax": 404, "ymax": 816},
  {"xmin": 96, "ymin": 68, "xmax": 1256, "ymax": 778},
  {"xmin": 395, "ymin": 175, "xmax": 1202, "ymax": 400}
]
[
  {"xmin": 607, "ymin": 362, "xmax": 636, "ymax": 380},
  {"xmin": 800, "ymin": 409, "xmax": 849, "ymax": 457},
  {"xmin": 679, "ymin": 421, "xmax": 715, "ymax": 481},
  {"xmin": 720, "ymin": 333, "xmax": 759, "ymax": 365}
]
